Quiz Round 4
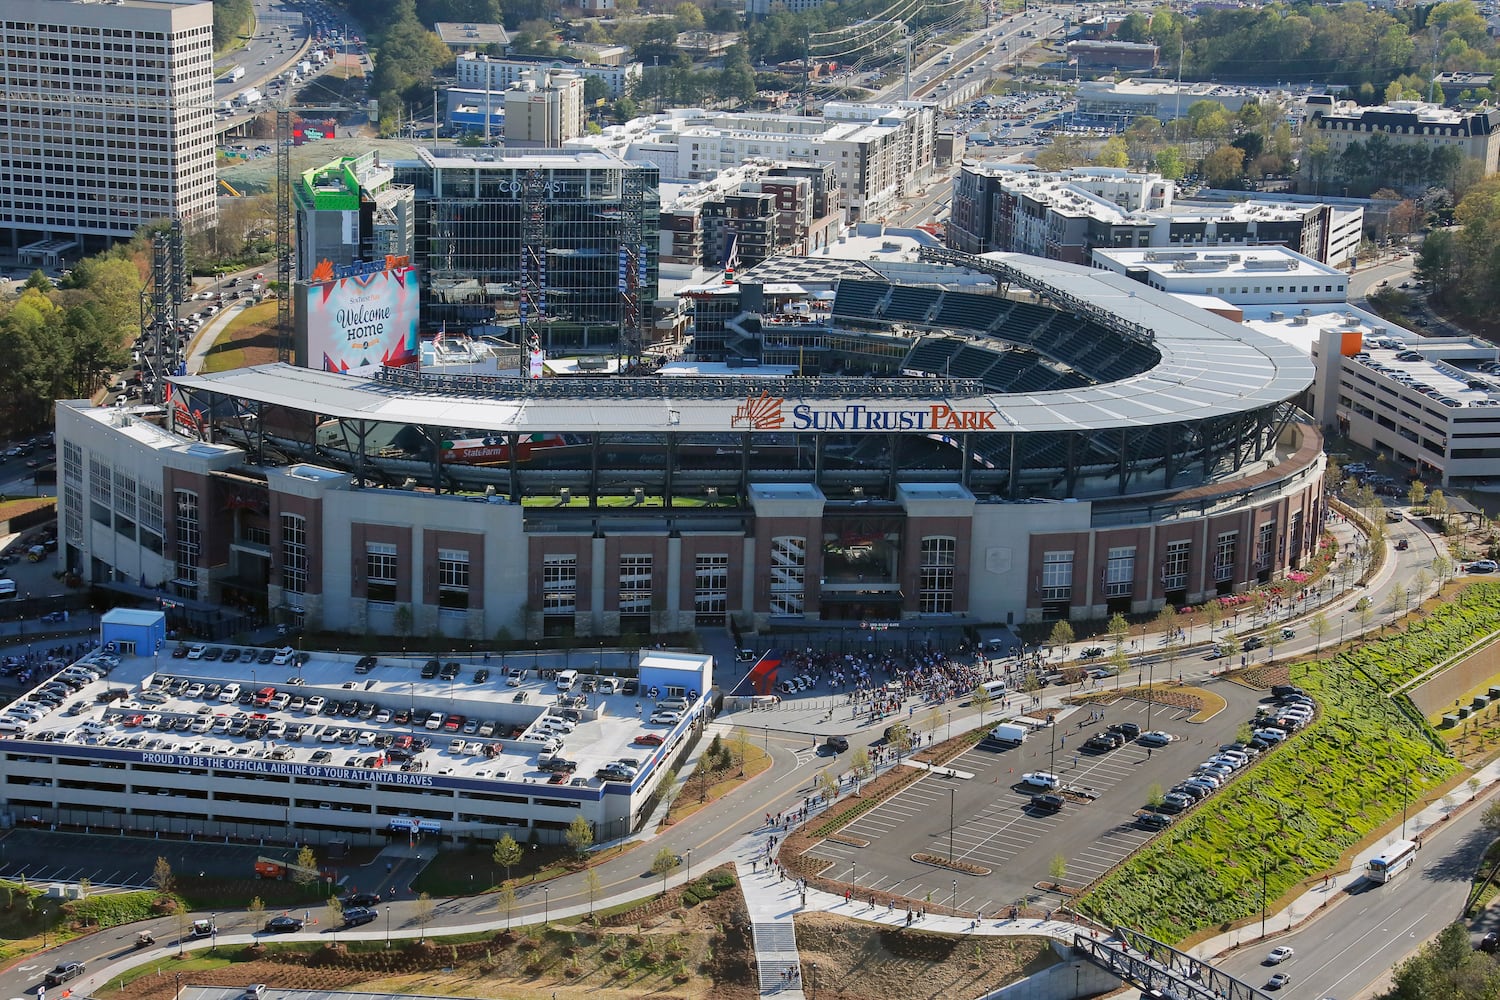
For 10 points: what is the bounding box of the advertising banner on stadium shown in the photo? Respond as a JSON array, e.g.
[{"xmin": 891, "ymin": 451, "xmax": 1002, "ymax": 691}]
[{"xmin": 300, "ymin": 258, "xmax": 419, "ymax": 375}]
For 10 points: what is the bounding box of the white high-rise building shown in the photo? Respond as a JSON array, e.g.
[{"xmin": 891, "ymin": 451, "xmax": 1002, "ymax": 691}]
[{"xmin": 0, "ymin": 0, "xmax": 218, "ymax": 255}]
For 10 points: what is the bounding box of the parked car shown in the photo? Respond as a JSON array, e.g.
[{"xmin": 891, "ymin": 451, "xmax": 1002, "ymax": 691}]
[
  {"xmin": 1029, "ymin": 793, "xmax": 1064, "ymax": 812},
  {"xmin": 824, "ymin": 735, "xmax": 850, "ymax": 753},
  {"xmin": 264, "ymin": 915, "xmax": 304, "ymax": 933},
  {"xmin": 1019, "ymin": 771, "xmax": 1059, "ymax": 789}
]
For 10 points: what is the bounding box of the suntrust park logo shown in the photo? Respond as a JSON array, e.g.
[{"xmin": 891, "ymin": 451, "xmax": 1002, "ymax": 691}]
[{"xmin": 731, "ymin": 392, "xmax": 996, "ymax": 431}]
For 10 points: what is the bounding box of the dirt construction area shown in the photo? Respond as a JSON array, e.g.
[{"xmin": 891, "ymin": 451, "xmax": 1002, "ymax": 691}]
[{"xmin": 100, "ymin": 875, "xmax": 1054, "ymax": 1000}]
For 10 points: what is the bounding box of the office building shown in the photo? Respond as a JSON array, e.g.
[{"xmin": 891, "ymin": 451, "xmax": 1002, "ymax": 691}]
[
  {"xmin": 0, "ymin": 0, "xmax": 218, "ymax": 255},
  {"xmin": 1092, "ymin": 246, "xmax": 1349, "ymax": 308},
  {"xmin": 1073, "ymin": 79, "xmax": 1283, "ymax": 125},
  {"xmin": 503, "ymin": 70, "xmax": 586, "ymax": 147}
]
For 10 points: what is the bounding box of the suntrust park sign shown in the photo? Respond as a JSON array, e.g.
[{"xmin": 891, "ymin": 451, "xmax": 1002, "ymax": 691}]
[
  {"xmin": 731, "ymin": 392, "xmax": 996, "ymax": 432},
  {"xmin": 140, "ymin": 750, "xmax": 437, "ymax": 786}
]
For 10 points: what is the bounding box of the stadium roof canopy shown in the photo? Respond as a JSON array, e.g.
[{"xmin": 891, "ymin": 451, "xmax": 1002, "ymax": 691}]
[{"xmin": 171, "ymin": 255, "xmax": 1312, "ymax": 436}]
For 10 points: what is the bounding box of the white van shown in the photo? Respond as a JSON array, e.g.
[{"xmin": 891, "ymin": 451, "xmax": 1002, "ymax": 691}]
[
  {"xmin": 978, "ymin": 679, "xmax": 1008, "ymax": 700},
  {"xmin": 520, "ymin": 732, "xmax": 562, "ymax": 751},
  {"xmin": 272, "ymin": 646, "xmax": 297, "ymax": 665},
  {"xmin": 219, "ymin": 683, "xmax": 241, "ymax": 703},
  {"xmin": 555, "ymin": 669, "xmax": 578, "ymax": 692}
]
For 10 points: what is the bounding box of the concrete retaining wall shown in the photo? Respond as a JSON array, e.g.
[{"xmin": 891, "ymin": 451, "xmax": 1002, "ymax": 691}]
[{"xmin": 978, "ymin": 942, "xmax": 1122, "ymax": 1000}]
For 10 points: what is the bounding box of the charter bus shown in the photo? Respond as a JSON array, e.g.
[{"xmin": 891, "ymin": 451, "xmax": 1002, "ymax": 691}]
[{"xmin": 1366, "ymin": 839, "xmax": 1418, "ymax": 883}]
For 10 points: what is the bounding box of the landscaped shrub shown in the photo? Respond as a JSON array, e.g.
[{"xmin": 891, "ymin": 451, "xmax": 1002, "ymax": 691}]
[{"xmin": 1080, "ymin": 585, "xmax": 1492, "ymax": 942}]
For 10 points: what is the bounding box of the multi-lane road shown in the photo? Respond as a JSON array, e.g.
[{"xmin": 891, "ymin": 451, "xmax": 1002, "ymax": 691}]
[{"xmin": 213, "ymin": 0, "xmax": 310, "ymax": 103}]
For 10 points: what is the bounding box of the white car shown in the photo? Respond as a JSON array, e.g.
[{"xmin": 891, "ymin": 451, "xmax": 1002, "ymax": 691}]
[
  {"xmin": 1266, "ymin": 945, "xmax": 1294, "ymax": 964},
  {"xmin": 649, "ymin": 710, "xmax": 683, "ymax": 725},
  {"xmin": 304, "ymin": 696, "xmax": 326, "ymax": 714},
  {"xmin": 1019, "ymin": 771, "xmax": 1059, "ymax": 789},
  {"xmin": 186, "ymin": 644, "xmax": 207, "ymax": 660},
  {"xmin": 1138, "ymin": 730, "xmax": 1174, "ymax": 747},
  {"xmin": 506, "ymin": 668, "xmax": 524, "ymax": 687}
]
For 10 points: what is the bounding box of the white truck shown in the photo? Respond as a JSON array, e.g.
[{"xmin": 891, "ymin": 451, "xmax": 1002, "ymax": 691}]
[
  {"xmin": 297, "ymin": 60, "xmax": 313, "ymax": 75},
  {"xmin": 989, "ymin": 722, "xmax": 1028, "ymax": 746},
  {"xmin": 226, "ymin": 65, "xmax": 245, "ymax": 83},
  {"xmin": 235, "ymin": 87, "xmax": 262, "ymax": 107}
]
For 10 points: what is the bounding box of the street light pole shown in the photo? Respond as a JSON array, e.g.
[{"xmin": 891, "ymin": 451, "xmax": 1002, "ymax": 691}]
[
  {"xmin": 686, "ymin": 848, "xmax": 693, "ymax": 881},
  {"xmin": 811, "ymin": 962, "xmax": 819, "ymax": 999},
  {"xmin": 1260, "ymin": 865, "xmax": 1268, "ymax": 940},
  {"xmin": 543, "ymin": 885, "xmax": 550, "ymax": 925}
]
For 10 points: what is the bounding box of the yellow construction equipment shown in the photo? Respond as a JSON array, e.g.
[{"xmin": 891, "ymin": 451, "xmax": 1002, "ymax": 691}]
[{"xmin": 219, "ymin": 178, "xmax": 244, "ymax": 197}]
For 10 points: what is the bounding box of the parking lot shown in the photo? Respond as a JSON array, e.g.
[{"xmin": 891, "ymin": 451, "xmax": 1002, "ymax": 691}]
[{"xmin": 808, "ymin": 680, "xmax": 1266, "ymax": 913}]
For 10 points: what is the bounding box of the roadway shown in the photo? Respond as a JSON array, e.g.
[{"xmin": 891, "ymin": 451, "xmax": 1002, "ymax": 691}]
[
  {"xmin": 213, "ymin": 0, "xmax": 309, "ymax": 103},
  {"xmin": 1211, "ymin": 786, "xmax": 1496, "ymax": 1000}
]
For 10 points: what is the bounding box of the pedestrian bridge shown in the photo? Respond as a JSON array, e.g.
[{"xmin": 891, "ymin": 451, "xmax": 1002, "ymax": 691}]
[{"xmin": 1072, "ymin": 927, "xmax": 1271, "ymax": 1000}]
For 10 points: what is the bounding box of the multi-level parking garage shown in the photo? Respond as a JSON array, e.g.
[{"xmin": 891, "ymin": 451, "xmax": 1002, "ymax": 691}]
[{"xmin": 0, "ymin": 645, "xmax": 712, "ymax": 846}]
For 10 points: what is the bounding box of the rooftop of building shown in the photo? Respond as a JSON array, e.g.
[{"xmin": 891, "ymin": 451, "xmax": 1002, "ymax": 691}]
[
  {"xmin": 5, "ymin": 643, "xmax": 709, "ymax": 793},
  {"xmin": 1095, "ymin": 246, "xmax": 1344, "ymax": 280},
  {"xmin": 1077, "ymin": 77, "xmax": 1286, "ymax": 99},
  {"xmin": 1311, "ymin": 98, "xmax": 1495, "ymax": 124},
  {"xmin": 435, "ymin": 21, "xmax": 511, "ymax": 46},
  {"xmin": 411, "ymin": 146, "xmax": 639, "ymax": 172}
]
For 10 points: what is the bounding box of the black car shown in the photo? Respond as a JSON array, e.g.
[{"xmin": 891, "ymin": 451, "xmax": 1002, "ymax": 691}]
[
  {"xmin": 1481, "ymin": 932, "xmax": 1499, "ymax": 953},
  {"xmin": 354, "ymin": 655, "xmax": 377, "ymax": 674},
  {"xmin": 1243, "ymin": 636, "xmax": 1265, "ymax": 651},
  {"xmin": 622, "ymin": 679, "xmax": 639, "ymax": 695},
  {"xmin": 257, "ymin": 648, "xmax": 276, "ymax": 664},
  {"xmin": 1107, "ymin": 721, "xmax": 1141, "ymax": 740},
  {"xmin": 171, "ymin": 644, "xmax": 190, "ymax": 659},
  {"xmin": 824, "ymin": 735, "xmax": 850, "ymax": 753},
  {"xmin": 264, "ymin": 915, "xmax": 304, "ymax": 933},
  {"xmin": 342, "ymin": 892, "xmax": 380, "ymax": 907},
  {"xmin": 222, "ymin": 648, "xmax": 241, "ymax": 663},
  {"xmin": 342, "ymin": 906, "xmax": 378, "ymax": 927},
  {"xmin": 538, "ymin": 756, "xmax": 577, "ymax": 773},
  {"xmin": 202, "ymin": 646, "xmax": 222, "ymax": 661},
  {"xmin": 1029, "ymin": 793, "xmax": 1064, "ymax": 813},
  {"xmin": 474, "ymin": 669, "xmax": 490, "ymax": 684},
  {"xmin": 441, "ymin": 661, "xmax": 461, "ymax": 680},
  {"xmin": 1137, "ymin": 812, "xmax": 1174, "ymax": 829},
  {"xmin": 1271, "ymin": 684, "xmax": 1304, "ymax": 699},
  {"xmin": 43, "ymin": 963, "xmax": 86, "ymax": 986},
  {"xmin": 421, "ymin": 659, "xmax": 440, "ymax": 679}
]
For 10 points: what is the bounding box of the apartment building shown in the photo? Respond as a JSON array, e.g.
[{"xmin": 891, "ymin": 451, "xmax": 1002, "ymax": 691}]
[
  {"xmin": 503, "ymin": 70, "xmax": 586, "ymax": 147},
  {"xmin": 0, "ymin": 0, "xmax": 218, "ymax": 253},
  {"xmin": 570, "ymin": 103, "xmax": 937, "ymax": 223},
  {"xmin": 659, "ymin": 161, "xmax": 839, "ymax": 270},
  {"xmin": 949, "ymin": 165, "xmax": 1362, "ymax": 266}
]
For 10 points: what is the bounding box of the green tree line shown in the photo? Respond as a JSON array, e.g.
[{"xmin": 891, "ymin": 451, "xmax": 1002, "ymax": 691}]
[
  {"xmin": 0, "ymin": 254, "xmax": 141, "ymax": 432},
  {"xmin": 212, "ymin": 0, "xmax": 254, "ymax": 52},
  {"xmin": 1417, "ymin": 173, "xmax": 1500, "ymax": 326}
]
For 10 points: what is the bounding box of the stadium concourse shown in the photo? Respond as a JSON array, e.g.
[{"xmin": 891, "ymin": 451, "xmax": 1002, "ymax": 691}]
[{"xmin": 62, "ymin": 250, "xmax": 1319, "ymax": 646}]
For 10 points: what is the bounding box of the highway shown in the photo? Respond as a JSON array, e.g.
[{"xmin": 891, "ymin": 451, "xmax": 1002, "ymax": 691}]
[
  {"xmin": 213, "ymin": 0, "xmax": 309, "ymax": 103},
  {"xmin": 1211, "ymin": 789, "xmax": 1494, "ymax": 1000}
]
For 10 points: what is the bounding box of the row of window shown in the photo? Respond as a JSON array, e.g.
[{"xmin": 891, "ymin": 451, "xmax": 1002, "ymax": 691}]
[{"xmin": 1041, "ymin": 523, "xmax": 1292, "ymax": 602}]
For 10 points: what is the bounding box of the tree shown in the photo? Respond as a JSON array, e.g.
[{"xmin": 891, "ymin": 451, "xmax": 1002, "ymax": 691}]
[
  {"xmin": 493, "ymin": 833, "xmax": 523, "ymax": 885},
  {"xmin": 1433, "ymin": 554, "xmax": 1454, "ymax": 586},
  {"xmin": 1048, "ymin": 619, "xmax": 1075, "ymax": 652},
  {"xmin": 1262, "ymin": 622, "xmax": 1281, "ymax": 660},
  {"xmin": 925, "ymin": 706, "xmax": 942, "ymax": 741},
  {"xmin": 1310, "ymin": 611, "xmax": 1330, "ymax": 654},
  {"xmin": 1382, "ymin": 921, "xmax": 1497, "ymax": 1000},
  {"xmin": 1206, "ymin": 599, "xmax": 1223, "ymax": 634},
  {"xmin": 1408, "ymin": 479, "xmax": 1428, "ymax": 508},
  {"xmin": 1146, "ymin": 782, "xmax": 1164, "ymax": 808},
  {"xmin": 1048, "ymin": 854, "xmax": 1069, "ymax": 892},
  {"xmin": 496, "ymin": 881, "xmax": 517, "ymax": 929},
  {"xmin": 565, "ymin": 814, "xmax": 595, "ymax": 858},
  {"xmin": 246, "ymin": 896, "xmax": 265, "ymax": 928},
  {"xmin": 850, "ymin": 747, "xmax": 873, "ymax": 782},
  {"xmin": 731, "ymin": 728, "xmax": 753, "ymax": 776},
  {"xmin": 585, "ymin": 867, "xmax": 602, "ymax": 919},
  {"xmin": 651, "ymin": 846, "xmax": 681, "ymax": 893},
  {"xmin": 970, "ymin": 684, "xmax": 993, "ymax": 724},
  {"xmin": 1154, "ymin": 145, "xmax": 1186, "ymax": 180},
  {"xmin": 293, "ymin": 846, "xmax": 319, "ymax": 888},
  {"xmin": 1107, "ymin": 613, "xmax": 1130, "ymax": 654},
  {"xmin": 1202, "ymin": 144, "xmax": 1246, "ymax": 188},
  {"xmin": 816, "ymin": 768, "xmax": 839, "ymax": 804},
  {"xmin": 152, "ymin": 856, "xmax": 174, "ymax": 896},
  {"xmin": 1094, "ymin": 135, "xmax": 1129, "ymax": 168},
  {"xmin": 415, "ymin": 891, "xmax": 435, "ymax": 940},
  {"xmin": 885, "ymin": 722, "xmax": 912, "ymax": 756},
  {"xmin": 1482, "ymin": 798, "xmax": 1500, "ymax": 833},
  {"xmin": 1430, "ymin": 490, "xmax": 1449, "ymax": 524},
  {"xmin": 325, "ymin": 895, "xmax": 344, "ymax": 931}
]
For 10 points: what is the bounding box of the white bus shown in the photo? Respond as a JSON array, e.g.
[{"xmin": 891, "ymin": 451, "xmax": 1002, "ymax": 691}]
[
  {"xmin": 0, "ymin": 579, "xmax": 15, "ymax": 600},
  {"xmin": 1366, "ymin": 839, "xmax": 1418, "ymax": 883}
]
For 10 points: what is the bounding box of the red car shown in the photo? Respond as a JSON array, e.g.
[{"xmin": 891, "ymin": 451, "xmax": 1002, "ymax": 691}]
[
  {"xmin": 443, "ymin": 714, "xmax": 464, "ymax": 731},
  {"xmin": 634, "ymin": 732, "xmax": 665, "ymax": 746}
]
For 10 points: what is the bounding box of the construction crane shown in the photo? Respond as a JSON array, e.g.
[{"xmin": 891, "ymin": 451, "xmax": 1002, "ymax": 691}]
[{"xmin": 219, "ymin": 179, "xmax": 245, "ymax": 198}]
